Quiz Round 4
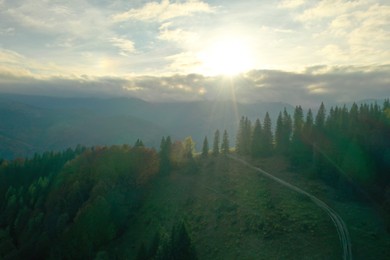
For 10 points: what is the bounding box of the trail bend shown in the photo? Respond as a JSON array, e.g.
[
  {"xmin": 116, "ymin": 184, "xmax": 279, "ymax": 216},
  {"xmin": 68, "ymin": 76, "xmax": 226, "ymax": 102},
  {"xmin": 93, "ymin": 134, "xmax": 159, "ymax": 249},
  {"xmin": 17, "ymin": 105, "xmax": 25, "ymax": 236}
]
[{"xmin": 228, "ymin": 155, "xmax": 352, "ymax": 260}]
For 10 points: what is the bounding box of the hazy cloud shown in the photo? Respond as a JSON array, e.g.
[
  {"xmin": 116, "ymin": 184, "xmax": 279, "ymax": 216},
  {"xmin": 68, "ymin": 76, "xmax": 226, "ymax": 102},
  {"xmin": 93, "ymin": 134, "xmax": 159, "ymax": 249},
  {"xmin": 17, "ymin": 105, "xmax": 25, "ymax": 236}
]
[
  {"xmin": 278, "ymin": 0, "xmax": 305, "ymax": 9},
  {"xmin": 1, "ymin": 65, "xmax": 388, "ymax": 107},
  {"xmin": 0, "ymin": 1, "xmax": 388, "ymax": 84},
  {"xmin": 110, "ymin": 37, "xmax": 136, "ymax": 56},
  {"xmin": 112, "ymin": 0, "xmax": 214, "ymax": 23}
]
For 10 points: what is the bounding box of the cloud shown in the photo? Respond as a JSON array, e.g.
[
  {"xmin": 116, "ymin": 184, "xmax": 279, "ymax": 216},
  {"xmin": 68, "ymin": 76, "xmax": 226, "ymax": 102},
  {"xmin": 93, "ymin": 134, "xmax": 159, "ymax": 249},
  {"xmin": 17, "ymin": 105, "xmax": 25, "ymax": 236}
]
[
  {"xmin": 2, "ymin": 1, "xmax": 111, "ymax": 37},
  {"xmin": 110, "ymin": 37, "xmax": 136, "ymax": 56},
  {"xmin": 158, "ymin": 27, "xmax": 198, "ymax": 45},
  {"xmin": 278, "ymin": 0, "xmax": 305, "ymax": 9},
  {"xmin": 1, "ymin": 64, "xmax": 389, "ymax": 106},
  {"xmin": 112, "ymin": 0, "xmax": 214, "ymax": 23},
  {"xmin": 297, "ymin": 0, "xmax": 364, "ymax": 22},
  {"xmin": 290, "ymin": 0, "xmax": 390, "ymax": 65}
]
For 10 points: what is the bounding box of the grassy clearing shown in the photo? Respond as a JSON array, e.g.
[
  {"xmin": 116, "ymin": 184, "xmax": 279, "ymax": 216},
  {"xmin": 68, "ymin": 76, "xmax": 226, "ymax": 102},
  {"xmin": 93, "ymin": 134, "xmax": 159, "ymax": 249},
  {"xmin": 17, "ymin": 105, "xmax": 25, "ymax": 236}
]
[
  {"xmin": 115, "ymin": 155, "xmax": 389, "ymax": 259},
  {"xmin": 117, "ymin": 156, "xmax": 331, "ymax": 259},
  {"xmin": 250, "ymin": 155, "xmax": 390, "ymax": 260}
]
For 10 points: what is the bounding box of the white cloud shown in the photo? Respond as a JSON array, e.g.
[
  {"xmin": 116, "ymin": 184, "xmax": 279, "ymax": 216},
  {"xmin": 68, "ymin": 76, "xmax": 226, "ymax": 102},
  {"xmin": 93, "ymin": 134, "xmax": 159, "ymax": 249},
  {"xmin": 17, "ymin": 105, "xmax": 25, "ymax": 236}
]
[
  {"xmin": 112, "ymin": 0, "xmax": 214, "ymax": 23},
  {"xmin": 2, "ymin": 1, "xmax": 111, "ymax": 38},
  {"xmin": 110, "ymin": 37, "xmax": 136, "ymax": 56},
  {"xmin": 158, "ymin": 27, "xmax": 198, "ymax": 45},
  {"xmin": 291, "ymin": 0, "xmax": 390, "ymax": 65},
  {"xmin": 297, "ymin": 0, "xmax": 365, "ymax": 22},
  {"xmin": 319, "ymin": 44, "xmax": 348, "ymax": 63},
  {"xmin": 278, "ymin": 0, "xmax": 305, "ymax": 9},
  {"xmin": 2, "ymin": 64, "xmax": 389, "ymax": 105},
  {"xmin": 165, "ymin": 51, "xmax": 201, "ymax": 74}
]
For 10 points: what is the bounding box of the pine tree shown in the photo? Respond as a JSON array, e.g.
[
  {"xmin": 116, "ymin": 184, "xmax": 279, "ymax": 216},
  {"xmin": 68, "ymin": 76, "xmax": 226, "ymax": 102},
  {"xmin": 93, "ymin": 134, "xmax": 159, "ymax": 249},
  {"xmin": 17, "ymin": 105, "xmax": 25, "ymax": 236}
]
[
  {"xmin": 171, "ymin": 222, "xmax": 198, "ymax": 260},
  {"xmin": 251, "ymin": 118, "xmax": 262, "ymax": 157},
  {"xmin": 261, "ymin": 112, "xmax": 273, "ymax": 155},
  {"xmin": 315, "ymin": 102, "xmax": 326, "ymax": 129},
  {"xmin": 303, "ymin": 109, "xmax": 313, "ymax": 143},
  {"xmin": 221, "ymin": 130, "xmax": 230, "ymax": 154},
  {"xmin": 212, "ymin": 129, "xmax": 220, "ymax": 156},
  {"xmin": 293, "ymin": 105, "xmax": 304, "ymax": 139},
  {"xmin": 236, "ymin": 116, "xmax": 245, "ymax": 154},
  {"xmin": 159, "ymin": 136, "xmax": 172, "ymax": 174},
  {"xmin": 291, "ymin": 106, "xmax": 307, "ymax": 167},
  {"xmin": 275, "ymin": 109, "xmax": 292, "ymax": 154},
  {"xmin": 275, "ymin": 112, "xmax": 283, "ymax": 153},
  {"xmin": 134, "ymin": 138, "xmax": 144, "ymax": 147},
  {"xmin": 236, "ymin": 116, "xmax": 251, "ymax": 155},
  {"xmin": 201, "ymin": 136, "xmax": 209, "ymax": 157},
  {"xmin": 282, "ymin": 108, "xmax": 292, "ymax": 150}
]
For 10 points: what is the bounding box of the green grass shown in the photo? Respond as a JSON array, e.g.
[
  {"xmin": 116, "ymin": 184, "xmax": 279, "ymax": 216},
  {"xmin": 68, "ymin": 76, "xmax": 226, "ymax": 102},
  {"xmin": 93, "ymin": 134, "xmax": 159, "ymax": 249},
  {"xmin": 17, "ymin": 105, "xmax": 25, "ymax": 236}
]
[{"xmin": 113, "ymin": 155, "xmax": 389, "ymax": 259}]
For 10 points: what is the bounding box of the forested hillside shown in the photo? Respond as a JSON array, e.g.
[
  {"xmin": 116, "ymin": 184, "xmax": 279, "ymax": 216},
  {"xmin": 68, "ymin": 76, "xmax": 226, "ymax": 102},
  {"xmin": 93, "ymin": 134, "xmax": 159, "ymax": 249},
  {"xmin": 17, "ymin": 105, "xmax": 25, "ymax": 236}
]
[
  {"xmin": 0, "ymin": 100, "xmax": 389, "ymax": 259},
  {"xmin": 233, "ymin": 100, "xmax": 390, "ymax": 228}
]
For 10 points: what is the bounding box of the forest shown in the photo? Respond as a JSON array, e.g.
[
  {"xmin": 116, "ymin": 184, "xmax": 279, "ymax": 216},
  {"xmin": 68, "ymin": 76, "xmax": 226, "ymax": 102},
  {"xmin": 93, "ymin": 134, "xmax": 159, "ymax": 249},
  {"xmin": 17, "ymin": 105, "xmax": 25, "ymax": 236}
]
[{"xmin": 0, "ymin": 100, "xmax": 389, "ymax": 259}]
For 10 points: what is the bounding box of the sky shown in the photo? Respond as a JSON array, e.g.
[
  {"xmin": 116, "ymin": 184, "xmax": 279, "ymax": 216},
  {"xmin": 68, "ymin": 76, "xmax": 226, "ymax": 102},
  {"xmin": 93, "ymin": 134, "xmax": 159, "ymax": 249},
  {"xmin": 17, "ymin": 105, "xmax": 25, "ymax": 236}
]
[{"xmin": 0, "ymin": 0, "xmax": 389, "ymax": 105}]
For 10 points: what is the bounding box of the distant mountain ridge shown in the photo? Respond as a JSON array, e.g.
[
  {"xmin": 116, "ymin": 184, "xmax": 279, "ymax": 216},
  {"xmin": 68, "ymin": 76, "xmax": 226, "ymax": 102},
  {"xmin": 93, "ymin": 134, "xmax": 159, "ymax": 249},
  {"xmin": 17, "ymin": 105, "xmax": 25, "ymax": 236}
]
[{"xmin": 5, "ymin": 93, "xmax": 379, "ymax": 159}]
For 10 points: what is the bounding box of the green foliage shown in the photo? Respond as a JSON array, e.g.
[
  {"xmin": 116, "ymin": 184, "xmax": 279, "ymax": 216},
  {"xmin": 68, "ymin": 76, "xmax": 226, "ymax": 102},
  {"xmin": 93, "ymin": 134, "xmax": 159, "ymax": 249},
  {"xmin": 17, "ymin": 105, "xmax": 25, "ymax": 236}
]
[
  {"xmin": 221, "ymin": 130, "xmax": 230, "ymax": 154},
  {"xmin": 201, "ymin": 136, "xmax": 209, "ymax": 158},
  {"xmin": 183, "ymin": 136, "xmax": 196, "ymax": 159},
  {"xmin": 251, "ymin": 118, "xmax": 262, "ymax": 157},
  {"xmin": 0, "ymin": 145, "xmax": 160, "ymax": 259},
  {"xmin": 236, "ymin": 116, "xmax": 252, "ymax": 155},
  {"xmin": 135, "ymin": 138, "xmax": 145, "ymax": 147},
  {"xmin": 212, "ymin": 129, "xmax": 220, "ymax": 156},
  {"xmin": 159, "ymin": 136, "xmax": 172, "ymax": 174},
  {"xmin": 140, "ymin": 222, "xmax": 197, "ymax": 260},
  {"xmin": 261, "ymin": 112, "xmax": 273, "ymax": 156}
]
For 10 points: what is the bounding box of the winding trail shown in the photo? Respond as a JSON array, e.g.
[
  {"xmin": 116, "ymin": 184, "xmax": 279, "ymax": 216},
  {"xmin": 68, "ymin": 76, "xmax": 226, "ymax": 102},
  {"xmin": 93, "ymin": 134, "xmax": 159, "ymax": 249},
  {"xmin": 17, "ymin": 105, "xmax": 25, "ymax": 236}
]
[{"xmin": 228, "ymin": 155, "xmax": 352, "ymax": 260}]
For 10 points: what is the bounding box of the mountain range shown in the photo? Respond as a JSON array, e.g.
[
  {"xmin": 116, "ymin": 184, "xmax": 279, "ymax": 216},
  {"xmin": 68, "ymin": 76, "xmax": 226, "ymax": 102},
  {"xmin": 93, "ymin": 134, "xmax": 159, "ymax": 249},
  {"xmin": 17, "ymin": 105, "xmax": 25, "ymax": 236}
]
[{"xmin": 0, "ymin": 93, "xmax": 299, "ymax": 159}]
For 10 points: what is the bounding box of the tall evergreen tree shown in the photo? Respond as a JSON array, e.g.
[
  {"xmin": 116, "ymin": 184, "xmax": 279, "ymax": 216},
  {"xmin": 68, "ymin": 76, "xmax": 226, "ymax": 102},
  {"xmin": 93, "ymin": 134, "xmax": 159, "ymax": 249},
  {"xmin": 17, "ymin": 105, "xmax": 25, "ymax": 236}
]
[
  {"xmin": 275, "ymin": 112, "xmax": 283, "ymax": 153},
  {"xmin": 221, "ymin": 130, "xmax": 230, "ymax": 154},
  {"xmin": 236, "ymin": 116, "xmax": 245, "ymax": 155},
  {"xmin": 212, "ymin": 129, "xmax": 220, "ymax": 156},
  {"xmin": 303, "ymin": 109, "xmax": 313, "ymax": 143},
  {"xmin": 159, "ymin": 136, "xmax": 172, "ymax": 174},
  {"xmin": 201, "ymin": 136, "xmax": 209, "ymax": 158},
  {"xmin": 315, "ymin": 102, "xmax": 326, "ymax": 129},
  {"xmin": 283, "ymin": 108, "xmax": 293, "ymax": 141},
  {"xmin": 134, "ymin": 139, "xmax": 144, "ymax": 147},
  {"xmin": 251, "ymin": 118, "xmax": 262, "ymax": 157},
  {"xmin": 275, "ymin": 109, "xmax": 292, "ymax": 154},
  {"xmin": 293, "ymin": 105, "xmax": 304, "ymax": 139},
  {"xmin": 290, "ymin": 106, "xmax": 307, "ymax": 167},
  {"xmin": 261, "ymin": 112, "xmax": 273, "ymax": 155},
  {"xmin": 236, "ymin": 116, "xmax": 252, "ymax": 155}
]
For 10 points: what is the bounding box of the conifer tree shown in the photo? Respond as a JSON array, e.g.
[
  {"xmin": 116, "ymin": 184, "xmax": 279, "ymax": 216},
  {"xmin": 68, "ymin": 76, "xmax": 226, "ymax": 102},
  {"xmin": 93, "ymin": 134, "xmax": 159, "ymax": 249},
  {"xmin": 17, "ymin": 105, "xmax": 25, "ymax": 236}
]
[
  {"xmin": 134, "ymin": 139, "xmax": 144, "ymax": 147},
  {"xmin": 303, "ymin": 109, "xmax": 313, "ymax": 143},
  {"xmin": 236, "ymin": 116, "xmax": 251, "ymax": 155},
  {"xmin": 261, "ymin": 112, "xmax": 273, "ymax": 155},
  {"xmin": 212, "ymin": 129, "xmax": 220, "ymax": 156},
  {"xmin": 236, "ymin": 116, "xmax": 245, "ymax": 154},
  {"xmin": 275, "ymin": 109, "xmax": 292, "ymax": 154},
  {"xmin": 159, "ymin": 136, "xmax": 172, "ymax": 174},
  {"xmin": 291, "ymin": 105, "xmax": 307, "ymax": 167},
  {"xmin": 315, "ymin": 102, "xmax": 326, "ymax": 129},
  {"xmin": 251, "ymin": 118, "xmax": 262, "ymax": 157},
  {"xmin": 283, "ymin": 108, "xmax": 292, "ymax": 147},
  {"xmin": 221, "ymin": 130, "xmax": 230, "ymax": 154},
  {"xmin": 201, "ymin": 136, "xmax": 209, "ymax": 157},
  {"xmin": 293, "ymin": 105, "xmax": 304, "ymax": 139},
  {"xmin": 275, "ymin": 112, "xmax": 283, "ymax": 153}
]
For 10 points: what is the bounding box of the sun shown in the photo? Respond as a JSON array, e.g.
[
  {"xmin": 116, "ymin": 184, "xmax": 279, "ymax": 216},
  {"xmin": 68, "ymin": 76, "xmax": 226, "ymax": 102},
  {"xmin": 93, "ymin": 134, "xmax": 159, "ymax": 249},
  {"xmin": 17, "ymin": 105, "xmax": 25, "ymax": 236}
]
[{"xmin": 197, "ymin": 37, "xmax": 255, "ymax": 76}]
